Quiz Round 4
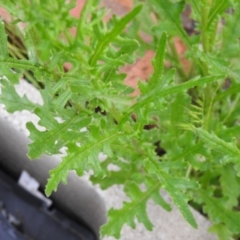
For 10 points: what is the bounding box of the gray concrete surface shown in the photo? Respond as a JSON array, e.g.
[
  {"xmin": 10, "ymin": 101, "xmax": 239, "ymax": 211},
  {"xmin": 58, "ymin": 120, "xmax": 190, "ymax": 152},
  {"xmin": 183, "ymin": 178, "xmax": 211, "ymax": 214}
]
[{"xmin": 0, "ymin": 80, "xmax": 217, "ymax": 240}]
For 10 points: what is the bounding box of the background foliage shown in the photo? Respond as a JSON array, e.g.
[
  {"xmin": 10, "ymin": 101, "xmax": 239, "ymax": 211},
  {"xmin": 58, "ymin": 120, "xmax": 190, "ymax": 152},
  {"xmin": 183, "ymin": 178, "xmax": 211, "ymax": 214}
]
[{"xmin": 0, "ymin": 0, "xmax": 240, "ymax": 239}]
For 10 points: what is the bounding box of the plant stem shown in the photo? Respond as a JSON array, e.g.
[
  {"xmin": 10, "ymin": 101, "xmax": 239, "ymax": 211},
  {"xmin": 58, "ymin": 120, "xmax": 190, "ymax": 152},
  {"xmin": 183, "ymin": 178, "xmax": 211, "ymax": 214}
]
[
  {"xmin": 200, "ymin": 1, "xmax": 215, "ymax": 130},
  {"xmin": 168, "ymin": 38, "xmax": 188, "ymax": 82},
  {"xmin": 203, "ymin": 85, "xmax": 212, "ymax": 130},
  {"xmin": 204, "ymin": 84, "xmax": 220, "ymax": 130},
  {"xmin": 201, "ymin": 0, "xmax": 212, "ymax": 53},
  {"xmin": 186, "ymin": 164, "xmax": 192, "ymax": 178},
  {"xmin": 208, "ymin": 19, "xmax": 218, "ymax": 53}
]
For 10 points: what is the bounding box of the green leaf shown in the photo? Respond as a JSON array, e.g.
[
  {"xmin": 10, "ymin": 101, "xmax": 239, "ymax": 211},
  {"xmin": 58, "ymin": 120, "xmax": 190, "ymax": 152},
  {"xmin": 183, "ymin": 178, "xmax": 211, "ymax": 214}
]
[
  {"xmin": 101, "ymin": 181, "xmax": 170, "ymax": 239},
  {"xmin": 27, "ymin": 110, "xmax": 88, "ymax": 159},
  {"xmin": 74, "ymin": 0, "xmax": 96, "ymax": 42},
  {"xmin": 90, "ymin": 157, "xmax": 143, "ymax": 189},
  {"xmin": 122, "ymin": 75, "xmax": 224, "ymax": 124},
  {"xmin": 187, "ymin": 0, "xmax": 200, "ymax": 16},
  {"xmin": 0, "ymin": 21, "xmax": 8, "ymax": 59},
  {"xmin": 91, "ymin": 169, "xmax": 132, "ymax": 189},
  {"xmin": 190, "ymin": 127, "xmax": 240, "ymax": 172},
  {"xmin": 221, "ymin": 2, "xmax": 240, "ymax": 57},
  {"xmin": 0, "ymin": 23, "xmax": 18, "ymax": 83},
  {"xmin": 0, "ymin": 58, "xmax": 40, "ymax": 71},
  {"xmin": 150, "ymin": 0, "xmax": 191, "ymax": 47},
  {"xmin": 200, "ymin": 190, "xmax": 240, "ymax": 234},
  {"xmin": 45, "ymin": 131, "xmax": 122, "ymax": 196},
  {"xmin": 207, "ymin": 0, "xmax": 230, "ymax": 30},
  {"xmin": 148, "ymin": 32, "xmax": 167, "ymax": 89},
  {"xmin": 144, "ymin": 177, "xmax": 172, "ymax": 212},
  {"xmin": 89, "ymin": 4, "xmax": 142, "ymax": 66},
  {"xmin": 0, "ymin": 67, "xmax": 20, "ymax": 84},
  {"xmin": 162, "ymin": 177, "xmax": 198, "ymax": 228},
  {"xmin": 144, "ymin": 160, "xmax": 198, "ymax": 229},
  {"xmin": 0, "ymin": 80, "xmax": 36, "ymax": 112},
  {"xmin": 220, "ymin": 164, "xmax": 240, "ymax": 209},
  {"xmin": 209, "ymin": 223, "xmax": 232, "ymax": 240},
  {"xmin": 52, "ymin": 90, "xmax": 72, "ymax": 110},
  {"xmin": 25, "ymin": 26, "xmax": 40, "ymax": 63}
]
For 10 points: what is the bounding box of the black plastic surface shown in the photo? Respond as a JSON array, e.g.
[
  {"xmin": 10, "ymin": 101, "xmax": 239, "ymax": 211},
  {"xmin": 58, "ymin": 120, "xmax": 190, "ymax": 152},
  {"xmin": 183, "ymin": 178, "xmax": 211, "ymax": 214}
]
[{"xmin": 0, "ymin": 169, "xmax": 96, "ymax": 240}]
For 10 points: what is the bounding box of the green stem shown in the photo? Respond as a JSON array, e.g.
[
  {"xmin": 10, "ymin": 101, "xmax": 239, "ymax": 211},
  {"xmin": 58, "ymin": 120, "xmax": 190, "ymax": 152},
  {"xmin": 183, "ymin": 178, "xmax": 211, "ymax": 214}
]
[
  {"xmin": 201, "ymin": 0, "xmax": 212, "ymax": 53},
  {"xmin": 0, "ymin": 58, "xmax": 41, "ymax": 71},
  {"xmin": 200, "ymin": 1, "xmax": 215, "ymax": 130},
  {"xmin": 186, "ymin": 164, "xmax": 192, "ymax": 178},
  {"xmin": 203, "ymin": 85, "xmax": 212, "ymax": 130},
  {"xmin": 208, "ymin": 19, "xmax": 218, "ymax": 53},
  {"xmin": 168, "ymin": 38, "xmax": 188, "ymax": 82},
  {"xmin": 204, "ymin": 84, "xmax": 219, "ymax": 130}
]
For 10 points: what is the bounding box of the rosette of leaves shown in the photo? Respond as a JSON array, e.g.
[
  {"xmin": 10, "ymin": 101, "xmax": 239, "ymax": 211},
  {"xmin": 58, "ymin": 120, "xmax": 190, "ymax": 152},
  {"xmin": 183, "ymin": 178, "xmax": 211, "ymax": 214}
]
[{"xmin": 1, "ymin": 0, "xmax": 240, "ymax": 239}]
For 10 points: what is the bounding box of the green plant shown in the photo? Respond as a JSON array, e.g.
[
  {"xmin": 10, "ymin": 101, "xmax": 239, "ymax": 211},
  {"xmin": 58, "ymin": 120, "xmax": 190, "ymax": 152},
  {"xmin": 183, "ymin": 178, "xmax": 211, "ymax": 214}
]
[{"xmin": 0, "ymin": 0, "xmax": 240, "ymax": 239}]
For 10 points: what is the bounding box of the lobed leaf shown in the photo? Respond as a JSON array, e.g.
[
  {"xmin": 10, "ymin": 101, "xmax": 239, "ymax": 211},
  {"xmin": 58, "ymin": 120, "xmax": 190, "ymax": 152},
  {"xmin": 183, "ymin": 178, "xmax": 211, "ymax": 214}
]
[
  {"xmin": 220, "ymin": 164, "xmax": 240, "ymax": 209},
  {"xmin": 192, "ymin": 127, "xmax": 240, "ymax": 171},
  {"xmin": 0, "ymin": 57, "xmax": 40, "ymax": 71},
  {"xmin": 207, "ymin": 0, "xmax": 230, "ymax": 30},
  {"xmin": 200, "ymin": 190, "xmax": 240, "ymax": 234},
  {"xmin": 121, "ymin": 75, "xmax": 224, "ymax": 124},
  {"xmin": 0, "ymin": 80, "xmax": 36, "ymax": 112},
  {"xmin": 209, "ymin": 223, "xmax": 232, "ymax": 240},
  {"xmin": 45, "ymin": 131, "xmax": 122, "ymax": 196},
  {"xmin": 89, "ymin": 4, "xmax": 142, "ymax": 66},
  {"xmin": 101, "ymin": 181, "xmax": 170, "ymax": 239},
  {"xmin": 27, "ymin": 111, "xmax": 90, "ymax": 159},
  {"xmin": 74, "ymin": 0, "xmax": 96, "ymax": 42},
  {"xmin": 144, "ymin": 160, "xmax": 198, "ymax": 229},
  {"xmin": 150, "ymin": 0, "xmax": 191, "ymax": 47},
  {"xmin": 148, "ymin": 32, "xmax": 167, "ymax": 89}
]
